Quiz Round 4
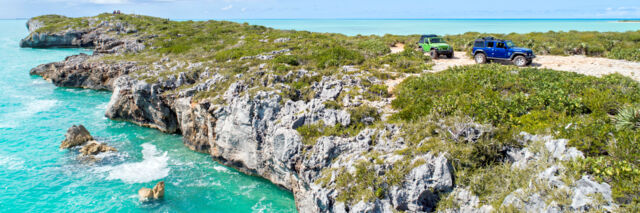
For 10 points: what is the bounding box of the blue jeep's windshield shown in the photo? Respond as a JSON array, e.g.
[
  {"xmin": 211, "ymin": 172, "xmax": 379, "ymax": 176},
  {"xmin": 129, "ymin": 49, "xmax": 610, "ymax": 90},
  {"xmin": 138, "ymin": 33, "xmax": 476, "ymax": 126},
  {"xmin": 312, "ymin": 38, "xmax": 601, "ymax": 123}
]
[
  {"xmin": 430, "ymin": 38, "xmax": 444, "ymax": 43},
  {"xmin": 506, "ymin": 41, "xmax": 516, "ymax": 47}
]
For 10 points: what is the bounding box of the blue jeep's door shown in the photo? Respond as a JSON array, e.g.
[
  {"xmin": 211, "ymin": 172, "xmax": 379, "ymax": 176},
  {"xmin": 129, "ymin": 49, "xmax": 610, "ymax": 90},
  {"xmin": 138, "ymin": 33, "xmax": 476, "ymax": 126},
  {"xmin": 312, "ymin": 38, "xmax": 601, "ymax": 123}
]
[
  {"xmin": 485, "ymin": 41, "xmax": 495, "ymax": 57},
  {"xmin": 494, "ymin": 42, "xmax": 507, "ymax": 58}
]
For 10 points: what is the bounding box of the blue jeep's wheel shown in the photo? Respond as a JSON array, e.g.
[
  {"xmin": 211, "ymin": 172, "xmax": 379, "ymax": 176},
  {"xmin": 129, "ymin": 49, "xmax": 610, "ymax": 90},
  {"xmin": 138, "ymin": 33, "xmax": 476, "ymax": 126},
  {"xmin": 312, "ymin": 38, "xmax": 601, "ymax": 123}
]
[
  {"xmin": 513, "ymin": 55, "xmax": 527, "ymax": 67},
  {"xmin": 474, "ymin": 52, "xmax": 486, "ymax": 64}
]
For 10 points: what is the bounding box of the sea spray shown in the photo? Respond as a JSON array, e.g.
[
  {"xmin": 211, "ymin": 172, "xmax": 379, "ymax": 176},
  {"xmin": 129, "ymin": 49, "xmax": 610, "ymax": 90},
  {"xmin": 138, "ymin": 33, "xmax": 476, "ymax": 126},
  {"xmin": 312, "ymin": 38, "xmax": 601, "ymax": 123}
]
[{"xmin": 99, "ymin": 143, "xmax": 170, "ymax": 183}]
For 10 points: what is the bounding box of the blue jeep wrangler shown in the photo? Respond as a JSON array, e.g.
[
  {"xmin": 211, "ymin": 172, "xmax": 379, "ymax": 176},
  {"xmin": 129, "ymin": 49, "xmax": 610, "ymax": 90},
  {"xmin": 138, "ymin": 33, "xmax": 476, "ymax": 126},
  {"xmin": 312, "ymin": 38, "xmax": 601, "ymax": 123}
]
[{"xmin": 472, "ymin": 37, "xmax": 535, "ymax": 67}]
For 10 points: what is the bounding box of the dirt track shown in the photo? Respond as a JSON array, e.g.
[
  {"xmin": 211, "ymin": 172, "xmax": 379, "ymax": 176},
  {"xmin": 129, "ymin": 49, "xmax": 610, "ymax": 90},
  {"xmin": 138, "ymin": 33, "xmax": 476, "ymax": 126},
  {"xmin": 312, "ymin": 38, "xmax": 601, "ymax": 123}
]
[
  {"xmin": 385, "ymin": 47, "xmax": 640, "ymax": 94},
  {"xmin": 430, "ymin": 51, "xmax": 640, "ymax": 81}
]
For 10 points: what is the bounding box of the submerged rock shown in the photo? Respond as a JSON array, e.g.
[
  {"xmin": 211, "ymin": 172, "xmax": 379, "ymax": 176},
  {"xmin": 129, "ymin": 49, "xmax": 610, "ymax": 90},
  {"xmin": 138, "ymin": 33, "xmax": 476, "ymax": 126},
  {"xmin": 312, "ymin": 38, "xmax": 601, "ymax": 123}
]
[
  {"xmin": 138, "ymin": 181, "xmax": 165, "ymax": 201},
  {"xmin": 79, "ymin": 141, "xmax": 117, "ymax": 156},
  {"xmin": 60, "ymin": 125, "xmax": 93, "ymax": 149}
]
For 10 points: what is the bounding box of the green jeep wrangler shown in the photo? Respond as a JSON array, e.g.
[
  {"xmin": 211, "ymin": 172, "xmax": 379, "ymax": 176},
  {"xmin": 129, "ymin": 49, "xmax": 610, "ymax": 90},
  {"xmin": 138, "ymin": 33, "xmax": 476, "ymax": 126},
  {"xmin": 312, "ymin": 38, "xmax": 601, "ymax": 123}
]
[{"xmin": 418, "ymin": 34, "xmax": 454, "ymax": 59}]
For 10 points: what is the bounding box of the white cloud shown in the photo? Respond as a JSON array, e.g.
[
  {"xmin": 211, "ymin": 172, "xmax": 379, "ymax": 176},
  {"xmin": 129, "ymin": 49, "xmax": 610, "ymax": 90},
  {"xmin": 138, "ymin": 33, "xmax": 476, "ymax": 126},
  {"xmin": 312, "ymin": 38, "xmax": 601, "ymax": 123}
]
[
  {"xmin": 598, "ymin": 6, "xmax": 640, "ymax": 17},
  {"xmin": 221, "ymin": 4, "xmax": 233, "ymax": 10}
]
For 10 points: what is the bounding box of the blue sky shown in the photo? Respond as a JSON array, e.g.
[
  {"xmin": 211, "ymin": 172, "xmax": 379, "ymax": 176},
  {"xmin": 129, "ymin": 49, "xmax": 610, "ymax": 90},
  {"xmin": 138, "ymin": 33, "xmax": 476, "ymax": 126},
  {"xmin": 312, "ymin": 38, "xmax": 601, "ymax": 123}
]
[{"xmin": 1, "ymin": 0, "xmax": 639, "ymax": 19}]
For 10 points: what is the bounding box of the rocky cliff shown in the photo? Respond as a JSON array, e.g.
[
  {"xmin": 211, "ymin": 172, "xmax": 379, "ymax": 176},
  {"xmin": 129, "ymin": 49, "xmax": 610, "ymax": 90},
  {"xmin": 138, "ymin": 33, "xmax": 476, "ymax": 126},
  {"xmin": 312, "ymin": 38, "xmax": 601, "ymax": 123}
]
[{"xmin": 22, "ymin": 14, "xmax": 623, "ymax": 212}]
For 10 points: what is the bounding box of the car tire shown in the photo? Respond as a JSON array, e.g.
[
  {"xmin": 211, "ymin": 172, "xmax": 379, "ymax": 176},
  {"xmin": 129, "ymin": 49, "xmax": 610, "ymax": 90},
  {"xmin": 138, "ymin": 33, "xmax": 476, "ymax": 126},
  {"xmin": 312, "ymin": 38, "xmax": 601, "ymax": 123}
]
[
  {"xmin": 474, "ymin": 52, "xmax": 486, "ymax": 64},
  {"xmin": 430, "ymin": 49, "xmax": 439, "ymax": 59},
  {"xmin": 513, "ymin": 55, "xmax": 527, "ymax": 67},
  {"xmin": 526, "ymin": 59, "xmax": 533, "ymax": 65},
  {"xmin": 447, "ymin": 52, "xmax": 453, "ymax": 58}
]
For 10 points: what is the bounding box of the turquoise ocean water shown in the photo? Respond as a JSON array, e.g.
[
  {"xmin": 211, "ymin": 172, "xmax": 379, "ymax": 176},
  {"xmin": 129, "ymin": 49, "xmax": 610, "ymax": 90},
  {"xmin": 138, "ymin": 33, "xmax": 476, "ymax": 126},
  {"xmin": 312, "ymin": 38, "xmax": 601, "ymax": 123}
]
[
  {"xmin": 231, "ymin": 19, "xmax": 640, "ymax": 36},
  {"xmin": 0, "ymin": 20, "xmax": 296, "ymax": 212}
]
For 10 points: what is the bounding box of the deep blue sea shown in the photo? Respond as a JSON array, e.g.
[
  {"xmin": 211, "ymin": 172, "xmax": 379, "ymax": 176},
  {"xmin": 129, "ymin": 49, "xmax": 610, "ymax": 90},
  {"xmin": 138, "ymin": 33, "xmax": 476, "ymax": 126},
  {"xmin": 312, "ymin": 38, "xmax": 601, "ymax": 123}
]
[
  {"xmin": 229, "ymin": 19, "xmax": 640, "ymax": 36},
  {"xmin": 0, "ymin": 20, "xmax": 296, "ymax": 212}
]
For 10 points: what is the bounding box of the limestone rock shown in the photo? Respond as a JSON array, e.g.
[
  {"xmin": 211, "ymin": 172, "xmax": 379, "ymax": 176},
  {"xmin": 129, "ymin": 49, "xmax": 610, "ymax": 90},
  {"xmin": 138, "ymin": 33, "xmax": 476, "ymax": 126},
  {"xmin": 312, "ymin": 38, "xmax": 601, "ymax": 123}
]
[
  {"xmin": 389, "ymin": 154, "xmax": 454, "ymax": 212},
  {"xmin": 60, "ymin": 125, "xmax": 93, "ymax": 149},
  {"xmin": 79, "ymin": 141, "xmax": 117, "ymax": 156},
  {"xmin": 139, "ymin": 181, "xmax": 165, "ymax": 201},
  {"xmin": 571, "ymin": 176, "xmax": 616, "ymax": 211},
  {"xmin": 106, "ymin": 76, "xmax": 178, "ymax": 133},
  {"xmin": 442, "ymin": 187, "xmax": 493, "ymax": 213}
]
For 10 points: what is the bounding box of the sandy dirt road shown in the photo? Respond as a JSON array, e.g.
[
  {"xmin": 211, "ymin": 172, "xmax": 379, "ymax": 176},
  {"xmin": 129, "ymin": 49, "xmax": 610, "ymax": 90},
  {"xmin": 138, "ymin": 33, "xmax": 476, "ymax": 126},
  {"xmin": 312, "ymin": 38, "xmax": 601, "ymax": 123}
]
[
  {"xmin": 431, "ymin": 51, "xmax": 640, "ymax": 81},
  {"xmin": 385, "ymin": 47, "xmax": 640, "ymax": 94}
]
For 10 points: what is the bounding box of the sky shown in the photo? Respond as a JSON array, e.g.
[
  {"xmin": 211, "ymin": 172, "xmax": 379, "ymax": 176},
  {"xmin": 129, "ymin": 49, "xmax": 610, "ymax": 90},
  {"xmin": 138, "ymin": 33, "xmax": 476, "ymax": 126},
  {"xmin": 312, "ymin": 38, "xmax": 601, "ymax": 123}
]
[{"xmin": 1, "ymin": 0, "xmax": 640, "ymax": 20}]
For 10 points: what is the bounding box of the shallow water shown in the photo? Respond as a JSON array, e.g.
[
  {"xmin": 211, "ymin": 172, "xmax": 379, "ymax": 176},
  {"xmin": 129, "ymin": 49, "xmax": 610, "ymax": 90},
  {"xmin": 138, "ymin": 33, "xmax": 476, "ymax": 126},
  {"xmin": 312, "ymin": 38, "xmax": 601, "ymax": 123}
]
[{"xmin": 0, "ymin": 20, "xmax": 296, "ymax": 212}]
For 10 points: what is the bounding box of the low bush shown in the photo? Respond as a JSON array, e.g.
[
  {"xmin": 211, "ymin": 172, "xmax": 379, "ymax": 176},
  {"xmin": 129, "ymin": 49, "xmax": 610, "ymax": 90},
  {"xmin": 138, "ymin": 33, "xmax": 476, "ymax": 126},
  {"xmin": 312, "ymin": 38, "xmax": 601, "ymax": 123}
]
[{"xmin": 315, "ymin": 47, "xmax": 365, "ymax": 69}]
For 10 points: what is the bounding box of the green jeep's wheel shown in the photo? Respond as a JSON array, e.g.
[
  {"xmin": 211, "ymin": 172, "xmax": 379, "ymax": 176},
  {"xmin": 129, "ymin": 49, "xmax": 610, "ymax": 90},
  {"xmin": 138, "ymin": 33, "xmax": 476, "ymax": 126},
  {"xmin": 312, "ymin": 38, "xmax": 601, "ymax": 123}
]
[
  {"xmin": 474, "ymin": 52, "xmax": 486, "ymax": 64},
  {"xmin": 430, "ymin": 49, "xmax": 439, "ymax": 59},
  {"xmin": 513, "ymin": 55, "xmax": 527, "ymax": 67},
  {"xmin": 447, "ymin": 52, "xmax": 454, "ymax": 58}
]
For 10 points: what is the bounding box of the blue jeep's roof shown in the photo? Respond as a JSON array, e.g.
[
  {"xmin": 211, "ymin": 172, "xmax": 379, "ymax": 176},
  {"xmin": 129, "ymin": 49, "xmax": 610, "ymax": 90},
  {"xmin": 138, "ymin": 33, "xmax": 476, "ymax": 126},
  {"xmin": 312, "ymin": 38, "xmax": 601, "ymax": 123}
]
[{"xmin": 475, "ymin": 37, "xmax": 508, "ymax": 42}]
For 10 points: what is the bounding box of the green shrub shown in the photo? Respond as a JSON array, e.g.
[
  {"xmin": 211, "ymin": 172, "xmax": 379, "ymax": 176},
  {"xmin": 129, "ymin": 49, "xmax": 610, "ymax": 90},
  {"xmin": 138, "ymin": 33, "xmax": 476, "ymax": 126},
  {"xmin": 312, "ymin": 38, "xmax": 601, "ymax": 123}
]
[
  {"xmin": 315, "ymin": 47, "xmax": 365, "ymax": 68},
  {"xmin": 376, "ymin": 47, "xmax": 431, "ymax": 73},
  {"xmin": 614, "ymin": 105, "xmax": 640, "ymax": 130},
  {"xmin": 357, "ymin": 38, "xmax": 391, "ymax": 58},
  {"xmin": 274, "ymin": 55, "xmax": 300, "ymax": 66},
  {"xmin": 366, "ymin": 84, "xmax": 390, "ymax": 99}
]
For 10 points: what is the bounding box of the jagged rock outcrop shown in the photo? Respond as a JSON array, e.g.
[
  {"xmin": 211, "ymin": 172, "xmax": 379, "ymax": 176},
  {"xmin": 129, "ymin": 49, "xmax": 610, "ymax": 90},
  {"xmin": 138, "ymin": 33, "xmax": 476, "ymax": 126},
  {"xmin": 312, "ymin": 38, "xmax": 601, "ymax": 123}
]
[
  {"xmin": 30, "ymin": 53, "xmax": 136, "ymax": 90},
  {"xmin": 105, "ymin": 76, "xmax": 179, "ymax": 133},
  {"xmin": 60, "ymin": 125, "xmax": 94, "ymax": 149},
  {"xmin": 60, "ymin": 124, "xmax": 118, "ymax": 158},
  {"xmin": 79, "ymin": 141, "xmax": 117, "ymax": 156},
  {"xmin": 20, "ymin": 30, "xmax": 93, "ymax": 48},
  {"xmin": 499, "ymin": 133, "xmax": 617, "ymax": 212},
  {"xmin": 138, "ymin": 181, "xmax": 165, "ymax": 201},
  {"xmin": 20, "ymin": 17, "xmax": 146, "ymax": 52}
]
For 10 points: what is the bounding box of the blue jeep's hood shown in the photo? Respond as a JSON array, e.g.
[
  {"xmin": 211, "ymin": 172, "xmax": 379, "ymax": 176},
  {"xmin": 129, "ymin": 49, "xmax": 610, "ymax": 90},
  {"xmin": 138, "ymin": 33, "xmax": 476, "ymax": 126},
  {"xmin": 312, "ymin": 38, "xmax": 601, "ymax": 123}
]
[{"xmin": 510, "ymin": 47, "xmax": 532, "ymax": 53}]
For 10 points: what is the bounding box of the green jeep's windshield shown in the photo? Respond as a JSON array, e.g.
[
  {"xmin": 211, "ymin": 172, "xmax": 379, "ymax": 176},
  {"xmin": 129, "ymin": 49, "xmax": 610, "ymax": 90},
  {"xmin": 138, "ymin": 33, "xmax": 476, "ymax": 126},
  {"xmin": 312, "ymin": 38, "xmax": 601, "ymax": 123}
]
[
  {"xmin": 506, "ymin": 41, "xmax": 516, "ymax": 47},
  {"xmin": 429, "ymin": 38, "xmax": 445, "ymax": 43}
]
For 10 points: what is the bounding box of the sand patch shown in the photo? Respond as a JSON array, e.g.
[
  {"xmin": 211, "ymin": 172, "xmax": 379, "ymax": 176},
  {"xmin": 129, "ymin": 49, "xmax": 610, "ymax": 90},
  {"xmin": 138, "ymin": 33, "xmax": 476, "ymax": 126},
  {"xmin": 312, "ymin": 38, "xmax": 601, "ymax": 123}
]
[{"xmin": 390, "ymin": 43, "xmax": 405, "ymax": 54}]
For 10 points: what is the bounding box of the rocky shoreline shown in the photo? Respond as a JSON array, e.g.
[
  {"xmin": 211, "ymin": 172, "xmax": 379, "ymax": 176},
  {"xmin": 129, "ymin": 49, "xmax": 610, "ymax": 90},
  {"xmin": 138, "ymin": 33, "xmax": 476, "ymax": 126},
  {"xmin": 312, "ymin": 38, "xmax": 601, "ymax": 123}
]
[{"xmin": 22, "ymin": 15, "xmax": 621, "ymax": 212}]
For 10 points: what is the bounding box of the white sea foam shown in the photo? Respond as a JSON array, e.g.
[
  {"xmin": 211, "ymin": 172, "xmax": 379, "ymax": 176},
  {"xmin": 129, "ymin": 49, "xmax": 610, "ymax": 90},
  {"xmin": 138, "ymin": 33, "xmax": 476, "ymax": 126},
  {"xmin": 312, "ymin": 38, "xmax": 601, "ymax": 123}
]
[
  {"xmin": 31, "ymin": 80, "xmax": 48, "ymax": 85},
  {"xmin": 213, "ymin": 165, "xmax": 230, "ymax": 173},
  {"xmin": 0, "ymin": 154, "xmax": 25, "ymax": 170},
  {"xmin": 99, "ymin": 143, "xmax": 170, "ymax": 184},
  {"xmin": 23, "ymin": 99, "xmax": 58, "ymax": 116},
  {"xmin": 251, "ymin": 197, "xmax": 272, "ymax": 213}
]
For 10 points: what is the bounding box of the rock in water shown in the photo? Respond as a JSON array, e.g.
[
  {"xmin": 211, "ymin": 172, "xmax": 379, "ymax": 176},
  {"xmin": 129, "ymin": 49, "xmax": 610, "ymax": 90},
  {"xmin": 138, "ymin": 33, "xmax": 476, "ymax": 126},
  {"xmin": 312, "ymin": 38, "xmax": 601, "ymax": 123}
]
[
  {"xmin": 60, "ymin": 125, "xmax": 93, "ymax": 149},
  {"xmin": 139, "ymin": 181, "xmax": 165, "ymax": 201},
  {"xmin": 152, "ymin": 181, "xmax": 165, "ymax": 199},
  {"xmin": 138, "ymin": 188, "xmax": 153, "ymax": 201},
  {"xmin": 79, "ymin": 141, "xmax": 117, "ymax": 156}
]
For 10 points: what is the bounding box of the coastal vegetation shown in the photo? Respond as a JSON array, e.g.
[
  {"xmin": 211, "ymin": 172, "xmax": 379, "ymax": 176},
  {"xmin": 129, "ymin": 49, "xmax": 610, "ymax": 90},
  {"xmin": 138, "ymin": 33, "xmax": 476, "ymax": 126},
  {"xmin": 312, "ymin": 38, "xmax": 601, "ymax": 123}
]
[
  {"xmin": 25, "ymin": 13, "xmax": 640, "ymax": 211},
  {"xmin": 392, "ymin": 65, "xmax": 640, "ymax": 210}
]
